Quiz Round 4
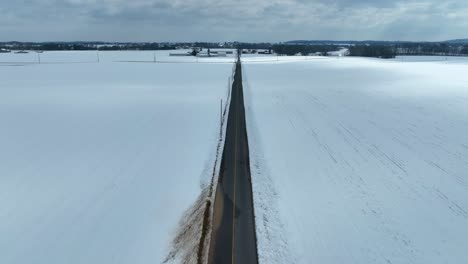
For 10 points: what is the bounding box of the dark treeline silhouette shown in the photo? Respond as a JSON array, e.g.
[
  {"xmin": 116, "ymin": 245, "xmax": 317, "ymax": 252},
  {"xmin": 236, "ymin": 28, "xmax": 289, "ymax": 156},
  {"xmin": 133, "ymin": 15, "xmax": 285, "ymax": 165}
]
[
  {"xmin": 349, "ymin": 45, "xmax": 396, "ymax": 58},
  {"xmin": 272, "ymin": 44, "xmax": 338, "ymax": 55},
  {"xmin": 97, "ymin": 43, "xmax": 175, "ymax": 51},
  {"xmin": 0, "ymin": 42, "xmax": 177, "ymax": 51},
  {"xmin": 273, "ymin": 44, "xmax": 397, "ymax": 58},
  {"xmin": 348, "ymin": 43, "xmax": 468, "ymax": 58},
  {"xmin": 274, "ymin": 43, "xmax": 468, "ymax": 58},
  {"xmin": 234, "ymin": 42, "xmax": 272, "ymax": 49},
  {"xmin": 3, "ymin": 41, "xmax": 468, "ymax": 58},
  {"xmin": 0, "ymin": 41, "xmax": 273, "ymax": 51},
  {"xmin": 396, "ymin": 43, "xmax": 468, "ymax": 56}
]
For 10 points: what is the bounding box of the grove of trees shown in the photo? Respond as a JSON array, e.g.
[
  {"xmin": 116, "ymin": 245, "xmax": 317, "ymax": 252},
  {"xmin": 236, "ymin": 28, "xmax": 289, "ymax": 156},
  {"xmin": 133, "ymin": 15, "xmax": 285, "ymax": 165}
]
[
  {"xmin": 272, "ymin": 44, "xmax": 338, "ymax": 56},
  {"xmin": 348, "ymin": 45, "xmax": 396, "ymax": 59}
]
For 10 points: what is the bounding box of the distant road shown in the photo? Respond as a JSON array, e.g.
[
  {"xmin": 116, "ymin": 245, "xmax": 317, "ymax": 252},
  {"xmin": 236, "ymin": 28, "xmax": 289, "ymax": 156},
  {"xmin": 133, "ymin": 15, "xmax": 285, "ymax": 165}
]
[{"xmin": 208, "ymin": 59, "xmax": 258, "ymax": 264}]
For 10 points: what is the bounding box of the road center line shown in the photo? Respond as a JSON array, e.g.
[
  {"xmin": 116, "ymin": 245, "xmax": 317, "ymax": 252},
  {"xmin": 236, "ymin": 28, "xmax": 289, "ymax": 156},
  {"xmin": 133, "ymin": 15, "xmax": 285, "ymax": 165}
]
[{"xmin": 231, "ymin": 69, "xmax": 239, "ymax": 264}]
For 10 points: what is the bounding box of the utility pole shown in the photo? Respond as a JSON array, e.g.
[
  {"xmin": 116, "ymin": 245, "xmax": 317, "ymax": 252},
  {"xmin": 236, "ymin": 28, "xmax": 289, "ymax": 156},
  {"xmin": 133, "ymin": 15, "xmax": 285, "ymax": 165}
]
[
  {"xmin": 228, "ymin": 77, "xmax": 231, "ymax": 99},
  {"xmin": 220, "ymin": 99, "xmax": 223, "ymax": 137},
  {"xmin": 38, "ymin": 53, "xmax": 41, "ymax": 64},
  {"xmin": 153, "ymin": 52, "xmax": 156, "ymax": 63},
  {"xmin": 97, "ymin": 52, "xmax": 100, "ymax": 63}
]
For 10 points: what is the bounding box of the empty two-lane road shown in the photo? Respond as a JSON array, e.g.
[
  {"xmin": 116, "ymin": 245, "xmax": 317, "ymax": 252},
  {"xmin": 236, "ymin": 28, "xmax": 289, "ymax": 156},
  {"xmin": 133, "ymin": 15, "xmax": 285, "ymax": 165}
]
[{"xmin": 208, "ymin": 59, "xmax": 258, "ymax": 264}]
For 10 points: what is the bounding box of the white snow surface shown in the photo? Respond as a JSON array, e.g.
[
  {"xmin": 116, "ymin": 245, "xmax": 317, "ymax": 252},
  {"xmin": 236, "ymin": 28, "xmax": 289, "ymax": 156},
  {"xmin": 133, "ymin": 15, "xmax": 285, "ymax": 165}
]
[
  {"xmin": 243, "ymin": 57, "xmax": 468, "ymax": 264},
  {"xmin": 0, "ymin": 50, "xmax": 236, "ymax": 65},
  {"xmin": 0, "ymin": 51, "xmax": 234, "ymax": 264}
]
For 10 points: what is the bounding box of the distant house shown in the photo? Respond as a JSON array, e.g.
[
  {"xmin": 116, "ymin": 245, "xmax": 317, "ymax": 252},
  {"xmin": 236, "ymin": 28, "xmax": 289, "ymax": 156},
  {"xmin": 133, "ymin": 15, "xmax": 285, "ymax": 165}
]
[
  {"xmin": 327, "ymin": 48, "xmax": 350, "ymax": 57},
  {"xmin": 170, "ymin": 47, "xmax": 203, "ymax": 57}
]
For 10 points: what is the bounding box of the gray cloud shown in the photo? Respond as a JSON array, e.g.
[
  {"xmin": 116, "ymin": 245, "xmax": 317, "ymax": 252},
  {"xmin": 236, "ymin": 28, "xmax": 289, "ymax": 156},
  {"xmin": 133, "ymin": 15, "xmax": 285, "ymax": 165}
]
[{"xmin": 0, "ymin": 0, "xmax": 467, "ymax": 41}]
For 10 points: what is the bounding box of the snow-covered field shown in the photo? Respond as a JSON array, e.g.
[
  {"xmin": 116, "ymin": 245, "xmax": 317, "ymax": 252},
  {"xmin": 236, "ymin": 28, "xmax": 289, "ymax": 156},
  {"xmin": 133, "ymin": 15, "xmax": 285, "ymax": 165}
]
[
  {"xmin": 243, "ymin": 57, "xmax": 468, "ymax": 263},
  {"xmin": 0, "ymin": 51, "xmax": 234, "ymax": 264},
  {"xmin": 0, "ymin": 50, "xmax": 236, "ymax": 65},
  {"xmin": 3, "ymin": 50, "xmax": 468, "ymax": 264}
]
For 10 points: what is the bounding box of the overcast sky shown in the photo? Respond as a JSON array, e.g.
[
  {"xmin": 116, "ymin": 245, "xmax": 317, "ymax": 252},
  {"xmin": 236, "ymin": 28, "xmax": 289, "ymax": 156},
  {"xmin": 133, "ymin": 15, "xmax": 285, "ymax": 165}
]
[{"xmin": 1, "ymin": 0, "xmax": 467, "ymax": 42}]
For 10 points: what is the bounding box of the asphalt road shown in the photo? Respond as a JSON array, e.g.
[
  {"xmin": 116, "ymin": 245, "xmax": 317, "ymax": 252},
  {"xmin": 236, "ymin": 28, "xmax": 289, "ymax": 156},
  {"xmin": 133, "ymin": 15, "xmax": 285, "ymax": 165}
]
[{"xmin": 208, "ymin": 59, "xmax": 258, "ymax": 264}]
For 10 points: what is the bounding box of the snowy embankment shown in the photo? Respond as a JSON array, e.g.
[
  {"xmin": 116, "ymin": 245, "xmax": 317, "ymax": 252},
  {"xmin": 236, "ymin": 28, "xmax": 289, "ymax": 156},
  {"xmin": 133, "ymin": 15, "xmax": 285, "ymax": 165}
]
[
  {"xmin": 0, "ymin": 51, "xmax": 233, "ymax": 264},
  {"xmin": 243, "ymin": 57, "xmax": 468, "ymax": 264}
]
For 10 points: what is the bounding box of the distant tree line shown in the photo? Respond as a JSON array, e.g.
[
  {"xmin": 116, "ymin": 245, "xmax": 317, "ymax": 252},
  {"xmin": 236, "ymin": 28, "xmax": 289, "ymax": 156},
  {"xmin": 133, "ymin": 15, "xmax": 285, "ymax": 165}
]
[
  {"xmin": 97, "ymin": 43, "xmax": 175, "ymax": 51},
  {"xmin": 395, "ymin": 43, "xmax": 468, "ymax": 56},
  {"xmin": 272, "ymin": 43, "xmax": 468, "ymax": 59},
  {"xmin": 271, "ymin": 44, "xmax": 397, "ymax": 58},
  {"xmin": 0, "ymin": 42, "xmax": 178, "ymax": 51},
  {"xmin": 348, "ymin": 45, "xmax": 396, "ymax": 59},
  {"xmin": 0, "ymin": 41, "xmax": 274, "ymax": 51},
  {"xmin": 348, "ymin": 43, "xmax": 468, "ymax": 58},
  {"xmin": 234, "ymin": 42, "xmax": 273, "ymax": 50},
  {"xmin": 272, "ymin": 44, "xmax": 338, "ymax": 56},
  {"xmin": 3, "ymin": 41, "xmax": 468, "ymax": 58}
]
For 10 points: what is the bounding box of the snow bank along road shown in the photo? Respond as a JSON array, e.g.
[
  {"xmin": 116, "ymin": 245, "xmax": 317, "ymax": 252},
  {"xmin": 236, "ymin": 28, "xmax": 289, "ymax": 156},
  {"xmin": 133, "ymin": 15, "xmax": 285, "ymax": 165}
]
[
  {"xmin": 243, "ymin": 57, "xmax": 468, "ymax": 264},
  {"xmin": 208, "ymin": 59, "xmax": 259, "ymax": 264}
]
